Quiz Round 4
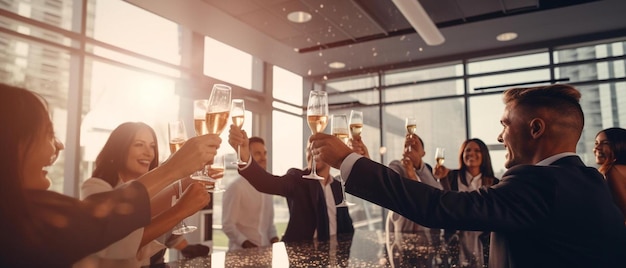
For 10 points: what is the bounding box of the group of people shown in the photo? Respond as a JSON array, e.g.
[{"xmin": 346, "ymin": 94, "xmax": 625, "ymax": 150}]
[
  {"xmin": 386, "ymin": 135, "xmax": 499, "ymax": 267},
  {"xmin": 2, "ymin": 82, "xmax": 626, "ymax": 268},
  {"xmin": 308, "ymin": 84, "xmax": 626, "ymax": 267}
]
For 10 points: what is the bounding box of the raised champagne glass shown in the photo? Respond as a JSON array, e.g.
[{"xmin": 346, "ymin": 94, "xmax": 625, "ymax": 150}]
[
  {"xmin": 405, "ymin": 117, "xmax": 417, "ymax": 152},
  {"xmin": 205, "ymin": 84, "xmax": 231, "ymax": 193},
  {"xmin": 331, "ymin": 114, "xmax": 355, "ymax": 207},
  {"xmin": 349, "ymin": 110, "xmax": 364, "ymax": 138},
  {"xmin": 230, "ymin": 99, "xmax": 247, "ymax": 165},
  {"xmin": 303, "ymin": 90, "xmax": 328, "ymax": 180},
  {"xmin": 168, "ymin": 120, "xmax": 198, "ymax": 235},
  {"xmin": 192, "ymin": 99, "xmax": 211, "ymax": 180},
  {"xmin": 435, "ymin": 147, "xmax": 445, "ymax": 167}
]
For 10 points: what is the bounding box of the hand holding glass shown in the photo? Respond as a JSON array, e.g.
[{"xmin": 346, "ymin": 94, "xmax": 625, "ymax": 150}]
[
  {"xmin": 230, "ymin": 99, "xmax": 247, "ymax": 165},
  {"xmin": 303, "ymin": 91, "xmax": 328, "ymax": 180},
  {"xmin": 168, "ymin": 120, "xmax": 197, "ymax": 235}
]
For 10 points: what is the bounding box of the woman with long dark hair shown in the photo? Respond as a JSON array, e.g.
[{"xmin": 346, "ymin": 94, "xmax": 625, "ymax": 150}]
[
  {"xmin": 75, "ymin": 122, "xmax": 211, "ymax": 267},
  {"xmin": 594, "ymin": 127, "xmax": 626, "ymax": 223},
  {"xmin": 434, "ymin": 138, "xmax": 499, "ymax": 268},
  {"xmin": 0, "ymin": 84, "xmax": 217, "ymax": 267}
]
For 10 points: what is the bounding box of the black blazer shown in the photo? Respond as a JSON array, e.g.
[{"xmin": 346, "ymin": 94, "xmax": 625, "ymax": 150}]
[
  {"xmin": 345, "ymin": 155, "xmax": 626, "ymax": 268},
  {"xmin": 239, "ymin": 158, "xmax": 354, "ymax": 242}
]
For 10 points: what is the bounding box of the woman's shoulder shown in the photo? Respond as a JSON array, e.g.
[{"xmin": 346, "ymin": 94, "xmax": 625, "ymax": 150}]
[
  {"xmin": 607, "ymin": 165, "xmax": 626, "ymax": 181},
  {"xmin": 80, "ymin": 177, "xmax": 115, "ymax": 199}
]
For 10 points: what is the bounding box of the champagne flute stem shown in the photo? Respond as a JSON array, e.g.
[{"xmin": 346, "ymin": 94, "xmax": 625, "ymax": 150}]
[
  {"xmin": 177, "ymin": 180, "xmax": 188, "ymax": 228},
  {"xmin": 237, "ymin": 145, "xmax": 242, "ymax": 162},
  {"xmin": 178, "ymin": 179, "xmax": 183, "ymax": 197},
  {"xmin": 340, "ymin": 176, "xmax": 347, "ymax": 201}
]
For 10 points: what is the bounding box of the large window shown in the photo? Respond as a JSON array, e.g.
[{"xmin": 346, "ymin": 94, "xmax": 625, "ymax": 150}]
[
  {"xmin": 325, "ymin": 41, "xmax": 626, "ymax": 181},
  {"xmin": 0, "ymin": 31, "xmax": 71, "ymax": 193},
  {"xmin": 204, "ymin": 36, "xmax": 253, "ymax": 90},
  {"xmin": 89, "ymin": 0, "xmax": 182, "ymax": 65}
]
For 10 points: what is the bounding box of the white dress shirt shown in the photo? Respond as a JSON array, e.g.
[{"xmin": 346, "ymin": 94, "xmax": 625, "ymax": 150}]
[
  {"xmin": 321, "ymin": 180, "xmax": 338, "ymax": 236},
  {"xmin": 222, "ymin": 176, "xmax": 278, "ymax": 250}
]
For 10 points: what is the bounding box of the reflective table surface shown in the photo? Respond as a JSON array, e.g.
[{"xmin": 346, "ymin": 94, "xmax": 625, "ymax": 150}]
[{"xmin": 167, "ymin": 229, "xmax": 453, "ymax": 267}]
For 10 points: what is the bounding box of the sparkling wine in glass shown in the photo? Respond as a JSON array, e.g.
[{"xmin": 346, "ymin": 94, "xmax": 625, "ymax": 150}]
[
  {"xmin": 230, "ymin": 99, "xmax": 247, "ymax": 165},
  {"xmin": 205, "ymin": 84, "xmax": 231, "ymax": 135},
  {"xmin": 435, "ymin": 147, "xmax": 445, "ymax": 167},
  {"xmin": 205, "ymin": 84, "xmax": 231, "ymax": 193},
  {"xmin": 303, "ymin": 90, "xmax": 328, "ymax": 180},
  {"xmin": 167, "ymin": 120, "xmax": 197, "ymax": 235},
  {"xmin": 208, "ymin": 154, "xmax": 226, "ymax": 193},
  {"xmin": 331, "ymin": 114, "xmax": 355, "ymax": 207},
  {"xmin": 405, "ymin": 117, "xmax": 417, "ymax": 152},
  {"xmin": 192, "ymin": 99, "xmax": 211, "ymax": 181},
  {"xmin": 349, "ymin": 110, "xmax": 364, "ymax": 138}
]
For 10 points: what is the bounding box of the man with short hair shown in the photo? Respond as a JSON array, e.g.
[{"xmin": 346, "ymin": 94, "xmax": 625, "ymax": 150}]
[
  {"xmin": 310, "ymin": 84, "xmax": 626, "ymax": 267},
  {"xmin": 387, "ymin": 134, "xmax": 442, "ymax": 234},
  {"xmin": 222, "ymin": 137, "xmax": 279, "ymax": 250}
]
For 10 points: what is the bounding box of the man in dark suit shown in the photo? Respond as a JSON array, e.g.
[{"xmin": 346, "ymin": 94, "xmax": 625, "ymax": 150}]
[
  {"xmin": 310, "ymin": 84, "xmax": 626, "ymax": 267},
  {"xmin": 227, "ymin": 125, "xmax": 354, "ymax": 242}
]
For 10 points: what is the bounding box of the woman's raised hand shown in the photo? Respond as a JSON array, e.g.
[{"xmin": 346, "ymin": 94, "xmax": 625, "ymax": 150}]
[
  {"xmin": 165, "ymin": 134, "xmax": 221, "ymax": 179},
  {"xmin": 176, "ymin": 183, "xmax": 211, "ymax": 218}
]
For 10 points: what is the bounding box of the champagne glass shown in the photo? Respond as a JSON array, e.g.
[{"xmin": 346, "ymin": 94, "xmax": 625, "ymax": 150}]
[
  {"xmin": 230, "ymin": 99, "xmax": 247, "ymax": 165},
  {"xmin": 435, "ymin": 147, "xmax": 445, "ymax": 167},
  {"xmin": 205, "ymin": 84, "xmax": 231, "ymax": 193},
  {"xmin": 331, "ymin": 114, "xmax": 355, "ymax": 207},
  {"xmin": 208, "ymin": 154, "xmax": 226, "ymax": 193},
  {"xmin": 405, "ymin": 117, "xmax": 417, "ymax": 152},
  {"xmin": 303, "ymin": 91, "xmax": 329, "ymax": 180},
  {"xmin": 349, "ymin": 110, "xmax": 364, "ymax": 138},
  {"xmin": 168, "ymin": 120, "xmax": 198, "ymax": 235},
  {"xmin": 192, "ymin": 99, "xmax": 211, "ymax": 180}
]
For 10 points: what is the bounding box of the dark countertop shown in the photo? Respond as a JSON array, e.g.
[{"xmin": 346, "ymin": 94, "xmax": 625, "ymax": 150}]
[{"xmin": 167, "ymin": 229, "xmax": 453, "ymax": 267}]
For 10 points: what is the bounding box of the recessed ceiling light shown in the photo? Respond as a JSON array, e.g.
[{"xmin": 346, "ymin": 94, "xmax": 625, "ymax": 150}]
[
  {"xmin": 287, "ymin": 11, "xmax": 312, "ymax": 23},
  {"xmin": 497, "ymin": 32, "xmax": 518, "ymax": 42},
  {"xmin": 329, "ymin": 62, "xmax": 345, "ymax": 69}
]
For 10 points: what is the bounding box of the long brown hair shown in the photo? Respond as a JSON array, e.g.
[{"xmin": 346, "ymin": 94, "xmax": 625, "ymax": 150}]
[
  {"xmin": 92, "ymin": 122, "xmax": 159, "ymax": 187},
  {"xmin": 0, "ymin": 84, "xmax": 51, "ymax": 244},
  {"xmin": 597, "ymin": 127, "xmax": 626, "ymax": 174}
]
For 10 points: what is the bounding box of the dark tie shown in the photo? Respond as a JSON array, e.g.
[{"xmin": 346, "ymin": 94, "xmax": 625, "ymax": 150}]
[{"xmin": 316, "ymin": 187, "xmax": 330, "ymax": 241}]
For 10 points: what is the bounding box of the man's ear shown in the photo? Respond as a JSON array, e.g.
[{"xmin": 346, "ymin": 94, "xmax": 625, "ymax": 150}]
[
  {"xmin": 420, "ymin": 150, "xmax": 426, "ymax": 157},
  {"xmin": 529, "ymin": 118, "xmax": 545, "ymax": 139}
]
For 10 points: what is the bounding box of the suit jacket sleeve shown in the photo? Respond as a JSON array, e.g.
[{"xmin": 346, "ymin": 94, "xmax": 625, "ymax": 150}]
[
  {"xmin": 24, "ymin": 181, "xmax": 151, "ymax": 266},
  {"xmin": 344, "ymin": 158, "xmax": 555, "ymax": 232},
  {"xmin": 80, "ymin": 177, "xmax": 145, "ymax": 259},
  {"xmin": 238, "ymin": 158, "xmax": 295, "ymax": 197}
]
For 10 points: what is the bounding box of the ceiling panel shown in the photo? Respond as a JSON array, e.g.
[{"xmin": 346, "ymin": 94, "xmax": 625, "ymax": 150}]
[
  {"xmin": 237, "ymin": 9, "xmax": 301, "ymax": 40},
  {"xmin": 127, "ymin": 0, "xmax": 626, "ymax": 79}
]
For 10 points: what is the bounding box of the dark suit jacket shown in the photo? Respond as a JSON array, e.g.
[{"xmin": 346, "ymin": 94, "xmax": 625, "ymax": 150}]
[
  {"xmin": 345, "ymin": 155, "xmax": 626, "ymax": 268},
  {"xmin": 239, "ymin": 158, "xmax": 354, "ymax": 242}
]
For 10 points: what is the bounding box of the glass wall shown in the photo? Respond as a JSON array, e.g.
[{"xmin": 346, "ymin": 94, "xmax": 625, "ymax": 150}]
[{"xmin": 324, "ymin": 40, "xmax": 626, "ymax": 180}]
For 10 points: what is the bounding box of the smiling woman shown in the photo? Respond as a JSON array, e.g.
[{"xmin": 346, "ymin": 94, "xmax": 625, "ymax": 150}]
[
  {"xmin": 594, "ymin": 128, "xmax": 626, "ymax": 222},
  {"xmin": 0, "ymin": 84, "xmax": 218, "ymax": 267},
  {"xmin": 76, "ymin": 122, "xmax": 212, "ymax": 267}
]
